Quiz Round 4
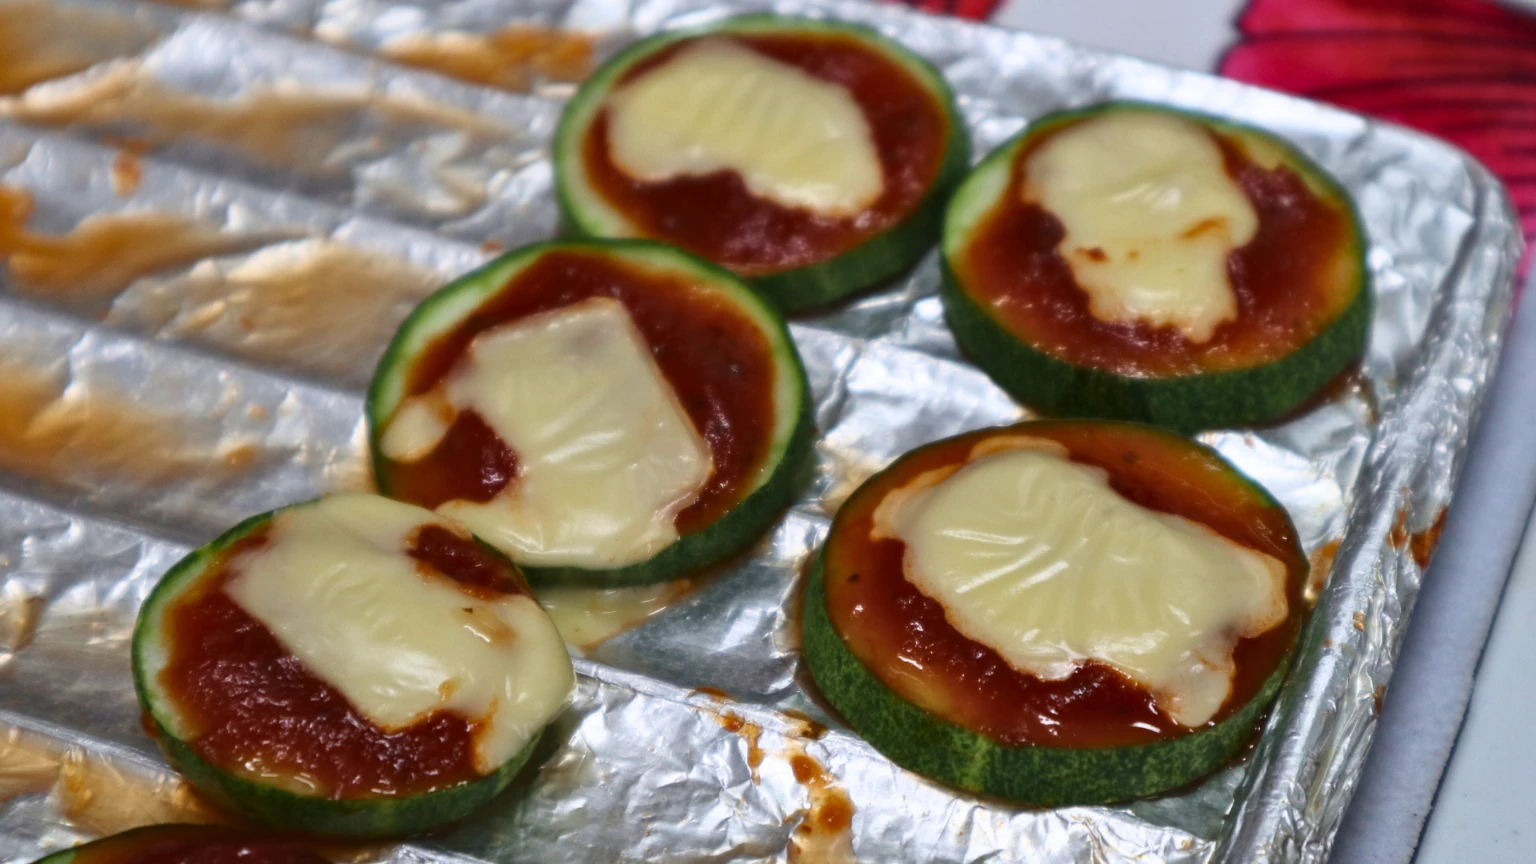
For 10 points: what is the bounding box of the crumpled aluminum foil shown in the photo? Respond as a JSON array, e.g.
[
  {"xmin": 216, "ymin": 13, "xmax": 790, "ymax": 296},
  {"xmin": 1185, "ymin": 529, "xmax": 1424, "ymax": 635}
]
[{"xmin": 0, "ymin": 0, "xmax": 1521, "ymax": 862}]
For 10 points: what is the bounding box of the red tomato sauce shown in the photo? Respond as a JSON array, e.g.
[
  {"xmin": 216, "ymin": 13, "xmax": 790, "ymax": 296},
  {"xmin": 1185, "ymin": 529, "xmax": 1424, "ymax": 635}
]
[
  {"xmin": 67, "ymin": 826, "xmax": 330, "ymax": 864},
  {"xmin": 822, "ymin": 422, "xmax": 1307, "ymax": 748},
  {"xmin": 383, "ymin": 251, "xmax": 778, "ymax": 535},
  {"xmin": 581, "ymin": 33, "xmax": 949, "ymax": 276},
  {"xmin": 158, "ymin": 517, "xmax": 530, "ymax": 797},
  {"xmin": 953, "ymin": 119, "xmax": 1357, "ymax": 376}
]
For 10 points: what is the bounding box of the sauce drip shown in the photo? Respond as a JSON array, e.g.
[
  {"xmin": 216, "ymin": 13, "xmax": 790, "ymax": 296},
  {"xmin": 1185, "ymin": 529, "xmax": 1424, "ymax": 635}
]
[
  {"xmin": 582, "ymin": 33, "xmax": 947, "ymax": 276},
  {"xmin": 0, "ymin": 357, "xmax": 255, "ymax": 491},
  {"xmin": 382, "ymin": 25, "xmax": 594, "ymax": 93},
  {"xmin": 160, "ymin": 522, "xmax": 529, "ymax": 798},
  {"xmin": 0, "ymin": 1, "xmax": 151, "ymax": 96},
  {"xmin": 107, "ymin": 239, "xmax": 437, "ymax": 385},
  {"xmin": 0, "ymin": 185, "xmax": 266, "ymax": 304},
  {"xmin": 824, "ymin": 423, "xmax": 1307, "ymax": 748},
  {"xmin": 956, "ymin": 125, "xmax": 1356, "ymax": 376},
  {"xmin": 785, "ymin": 744, "xmax": 857, "ymax": 864},
  {"xmin": 383, "ymin": 251, "xmax": 777, "ymax": 534},
  {"xmin": 67, "ymin": 826, "xmax": 328, "ymax": 864},
  {"xmin": 2, "ymin": 63, "xmax": 507, "ymax": 173}
]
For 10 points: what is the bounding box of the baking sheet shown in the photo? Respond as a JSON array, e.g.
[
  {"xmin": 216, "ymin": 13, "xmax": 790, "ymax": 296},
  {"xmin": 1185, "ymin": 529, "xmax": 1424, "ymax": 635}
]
[{"xmin": 0, "ymin": 0, "xmax": 1522, "ymax": 862}]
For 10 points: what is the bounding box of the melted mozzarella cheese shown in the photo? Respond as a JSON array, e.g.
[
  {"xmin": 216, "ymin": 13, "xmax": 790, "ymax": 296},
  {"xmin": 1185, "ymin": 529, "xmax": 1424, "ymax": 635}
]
[
  {"xmin": 384, "ymin": 297, "xmax": 712, "ymax": 568},
  {"xmin": 225, "ymin": 494, "xmax": 573, "ymax": 774},
  {"xmin": 874, "ymin": 443, "xmax": 1288, "ymax": 727},
  {"xmin": 1024, "ymin": 110, "xmax": 1259, "ymax": 343},
  {"xmin": 605, "ymin": 38, "xmax": 883, "ymax": 217}
]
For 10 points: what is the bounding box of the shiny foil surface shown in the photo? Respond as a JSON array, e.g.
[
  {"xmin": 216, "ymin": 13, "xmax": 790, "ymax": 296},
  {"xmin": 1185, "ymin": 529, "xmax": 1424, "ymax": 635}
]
[{"xmin": 0, "ymin": 0, "xmax": 1521, "ymax": 862}]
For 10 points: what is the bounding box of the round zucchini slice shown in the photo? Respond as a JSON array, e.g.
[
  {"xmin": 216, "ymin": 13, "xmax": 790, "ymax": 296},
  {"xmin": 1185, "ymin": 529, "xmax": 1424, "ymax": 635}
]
[
  {"xmin": 941, "ymin": 101, "xmax": 1370, "ymax": 431},
  {"xmin": 367, "ymin": 239, "xmax": 813, "ymax": 587},
  {"xmin": 29, "ymin": 825, "xmax": 331, "ymax": 864},
  {"xmin": 802, "ymin": 421, "xmax": 1308, "ymax": 805},
  {"xmin": 554, "ymin": 14, "xmax": 970, "ymax": 312},
  {"xmin": 132, "ymin": 495, "xmax": 575, "ymax": 837}
]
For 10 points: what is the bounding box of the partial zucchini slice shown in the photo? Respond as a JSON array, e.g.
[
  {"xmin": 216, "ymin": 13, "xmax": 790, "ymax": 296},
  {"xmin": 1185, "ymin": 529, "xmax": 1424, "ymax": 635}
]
[
  {"xmin": 555, "ymin": 14, "xmax": 970, "ymax": 312},
  {"xmin": 367, "ymin": 239, "xmax": 813, "ymax": 587},
  {"xmin": 30, "ymin": 825, "xmax": 330, "ymax": 864},
  {"xmin": 132, "ymin": 495, "xmax": 574, "ymax": 837},
  {"xmin": 942, "ymin": 102, "xmax": 1369, "ymax": 431},
  {"xmin": 802, "ymin": 421, "xmax": 1308, "ymax": 805}
]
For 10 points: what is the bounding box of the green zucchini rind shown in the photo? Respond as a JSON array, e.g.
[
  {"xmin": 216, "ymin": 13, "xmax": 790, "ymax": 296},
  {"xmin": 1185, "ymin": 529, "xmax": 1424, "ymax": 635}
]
[
  {"xmin": 803, "ymin": 556, "xmax": 1289, "ymax": 806},
  {"xmin": 941, "ymin": 101, "xmax": 1370, "ymax": 432},
  {"xmin": 367, "ymin": 239, "xmax": 814, "ymax": 587},
  {"xmin": 132, "ymin": 504, "xmax": 543, "ymax": 838},
  {"xmin": 554, "ymin": 14, "xmax": 971, "ymax": 312},
  {"xmin": 802, "ymin": 420, "xmax": 1306, "ymax": 805}
]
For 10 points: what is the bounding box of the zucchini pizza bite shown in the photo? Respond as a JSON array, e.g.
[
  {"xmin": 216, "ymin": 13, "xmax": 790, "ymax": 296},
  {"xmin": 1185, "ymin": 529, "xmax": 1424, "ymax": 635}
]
[
  {"xmin": 367, "ymin": 240, "xmax": 812, "ymax": 587},
  {"xmin": 554, "ymin": 15, "xmax": 970, "ymax": 311},
  {"xmin": 133, "ymin": 495, "xmax": 574, "ymax": 837},
  {"xmin": 802, "ymin": 421, "xmax": 1308, "ymax": 805},
  {"xmin": 30, "ymin": 826, "xmax": 331, "ymax": 864},
  {"xmin": 942, "ymin": 102, "xmax": 1369, "ymax": 431}
]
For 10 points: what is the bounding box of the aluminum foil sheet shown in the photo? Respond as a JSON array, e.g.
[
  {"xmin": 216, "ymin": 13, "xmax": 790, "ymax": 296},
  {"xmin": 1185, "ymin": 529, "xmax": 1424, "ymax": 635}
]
[{"xmin": 0, "ymin": 0, "xmax": 1521, "ymax": 862}]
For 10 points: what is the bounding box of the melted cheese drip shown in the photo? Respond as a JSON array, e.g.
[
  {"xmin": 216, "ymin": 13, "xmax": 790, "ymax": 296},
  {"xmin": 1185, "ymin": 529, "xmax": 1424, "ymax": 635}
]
[
  {"xmin": 605, "ymin": 39, "xmax": 883, "ymax": 217},
  {"xmin": 1025, "ymin": 110, "xmax": 1259, "ymax": 343},
  {"xmin": 381, "ymin": 298, "xmax": 712, "ymax": 568},
  {"xmin": 225, "ymin": 494, "xmax": 574, "ymax": 774},
  {"xmin": 875, "ymin": 443, "xmax": 1287, "ymax": 727}
]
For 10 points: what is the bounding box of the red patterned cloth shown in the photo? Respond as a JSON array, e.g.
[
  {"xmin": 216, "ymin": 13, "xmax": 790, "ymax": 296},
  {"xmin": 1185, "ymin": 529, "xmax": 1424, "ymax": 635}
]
[
  {"xmin": 882, "ymin": 0, "xmax": 1001, "ymax": 21},
  {"xmin": 1220, "ymin": 0, "xmax": 1536, "ymax": 274}
]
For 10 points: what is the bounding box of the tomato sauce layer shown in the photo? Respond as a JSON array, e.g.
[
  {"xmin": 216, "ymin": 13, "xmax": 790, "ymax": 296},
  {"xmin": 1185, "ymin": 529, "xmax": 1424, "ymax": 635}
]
[
  {"xmin": 158, "ymin": 521, "xmax": 531, "ymax": 798},
  {"xmin": 822, "ymin": 422, "xmax": 1306, "ymax": 749},
  {"xmin": 68, "ymin": 827, "xmax": 329, "ymax": 864},
  {"xmin": 384, "ymin": 251, "xmax": 778, "ymax": 535},
  {"xmin": 582, "ymin": 33, "xmax": 948, "ymax": 276},
  {"xmin": 955, "ymin": 120, "xmax": 1357, "ymax": 377}
]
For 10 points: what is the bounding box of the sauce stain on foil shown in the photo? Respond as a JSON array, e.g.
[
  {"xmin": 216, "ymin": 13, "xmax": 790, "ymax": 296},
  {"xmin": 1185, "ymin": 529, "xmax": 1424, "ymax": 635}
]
[
  {"xmin": 0, "ymin": 727, "xmax": 60, "ymax": 804},
  {"xmin": 1305, "ymin": 538, "xmax": 1341, "ymax": 605},
  {"xmin": 108, "ymin": 239, "xmax": 441, "ymax": 383},
  {"xmin": 538, "ymin": 580, "xmax": 695, "ymax": 651},
  {"xmin": 0, "ymin": 185, "xmax": 266, "ymax": 304},
  {"xmin": 0, "ymin": 2, "xmax": 153, "ymax": 96},
  {"xmin": 1410, "ymin": 507, "xmax": 1449, "ymax": 570},
  {"xmin": 380, "ymin": 26, "xmax": 594, "ymax": 93},
  {"xmin": 57, "ymin": 747, "xmax": 227, "ymax": 835},
  {"xmin": 0, "ymin": 587, "xmax": 43, "ymax": 657},
  {"xmin": 784, "ymin": 743, "xmax": 858, "ymax": 864},
  {"xmin": 0, "ymin": 728, "xmax": 224, "ymax": 832},
  {"xmin": 110, "ymin": 149, "xmax": 143, "ymax": 196},
  {"xmin": 0, "ymin": 63, "xmax": 509, "ymax": 172},
  {"xmin": 0, "ymin": 359, "xmax": 256, "ymax": 490},
  {"xmin": 716, "ymin": 711, "xmax": 763, "ymax": 783}
]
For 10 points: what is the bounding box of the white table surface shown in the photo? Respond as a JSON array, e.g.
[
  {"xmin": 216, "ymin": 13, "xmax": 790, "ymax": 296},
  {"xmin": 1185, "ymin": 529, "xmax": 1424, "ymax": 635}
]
[{"xmin": 987, "ymin": 2, "xmax": 1536, "ymax": 862}]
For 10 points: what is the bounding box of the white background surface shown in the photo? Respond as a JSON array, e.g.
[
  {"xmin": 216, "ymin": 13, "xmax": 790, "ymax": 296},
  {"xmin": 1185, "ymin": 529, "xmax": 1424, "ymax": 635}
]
[{"xmin": 987, "ymin": 1, "xmax": 1536, "ymax": 862}]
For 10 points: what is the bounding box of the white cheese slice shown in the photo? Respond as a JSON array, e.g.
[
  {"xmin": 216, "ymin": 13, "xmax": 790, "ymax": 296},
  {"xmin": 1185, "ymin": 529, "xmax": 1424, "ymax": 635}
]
[
  {"xmin": 385, "ymin": 297, "xmax": 712, "ymax": 569},
  {"xmin": 1024, "ymin": 110, "xmax": 1259, "ymax": 343},
  {"xmin": 225, "ymin": 494, "xmax": 574, "ymax": 776},
  {"xmin": 605, "ymin": 38, "xmax": 884, "ymax": 217},
  {"xmin": 875, "ymin": 443, "xmax": 1288, "ymax": 727}
]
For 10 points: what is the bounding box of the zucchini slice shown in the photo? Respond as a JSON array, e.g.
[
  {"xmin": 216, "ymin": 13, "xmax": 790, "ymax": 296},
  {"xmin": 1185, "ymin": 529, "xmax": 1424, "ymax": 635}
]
[
  {"xmin": 29, "ymin": 825, "xmax": 331, "ymax": 864},
  {"xmin": 802, "ymin": 421, "xmax": 1308, "ymax": 805},
  {"xmin": 132, "ymin": 495, "xmax": 574, "ymax": 837},
  {"xmin": 554, "ymin": 14, "xmax": 970, "ymax": 312},
  {"xmin": 367, "ymin": 239, "xmax": 812, "ymax": 587},
  {"xmin": 942, "ymin": 102, "xmax": 1370, "ymax": 431}
]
